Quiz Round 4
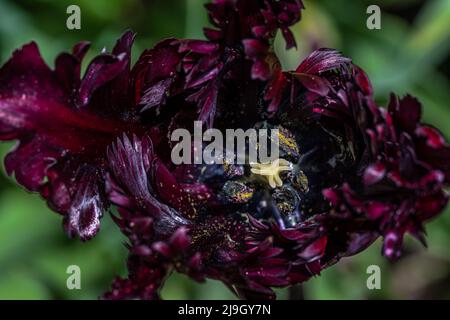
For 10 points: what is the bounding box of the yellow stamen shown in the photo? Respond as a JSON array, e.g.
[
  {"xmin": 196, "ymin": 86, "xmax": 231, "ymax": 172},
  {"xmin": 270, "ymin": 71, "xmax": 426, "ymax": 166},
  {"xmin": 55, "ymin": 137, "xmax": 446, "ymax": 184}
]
[{"xmin": 250, "ymin": 159, "xmax": 293, "ymax": 188}]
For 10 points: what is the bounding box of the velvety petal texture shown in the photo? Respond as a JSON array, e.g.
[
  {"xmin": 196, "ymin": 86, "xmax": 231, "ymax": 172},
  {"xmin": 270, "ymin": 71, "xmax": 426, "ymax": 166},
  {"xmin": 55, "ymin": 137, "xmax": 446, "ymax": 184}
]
[
  {"xmin": 0, "ymin": 31, "xmax": 141, "ymax": 239},
  {"xmin": 0, "ymin": 0, "xmax": 448, "ymax": 300}
]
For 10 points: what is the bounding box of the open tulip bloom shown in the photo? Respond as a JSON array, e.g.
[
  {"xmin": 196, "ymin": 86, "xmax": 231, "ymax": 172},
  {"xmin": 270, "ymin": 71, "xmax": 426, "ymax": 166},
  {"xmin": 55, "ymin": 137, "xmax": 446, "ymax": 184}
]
[{"xmin": 0, "ymin": 0, "xmax": 449, "ymax": 300}]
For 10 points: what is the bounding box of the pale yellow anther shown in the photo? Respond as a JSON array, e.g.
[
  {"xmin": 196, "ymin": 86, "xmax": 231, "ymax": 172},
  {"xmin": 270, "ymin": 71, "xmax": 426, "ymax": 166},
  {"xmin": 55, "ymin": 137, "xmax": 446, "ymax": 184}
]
[{"xmin": 250, "ymin": 159, "xmax": 293, "ymax": 188}]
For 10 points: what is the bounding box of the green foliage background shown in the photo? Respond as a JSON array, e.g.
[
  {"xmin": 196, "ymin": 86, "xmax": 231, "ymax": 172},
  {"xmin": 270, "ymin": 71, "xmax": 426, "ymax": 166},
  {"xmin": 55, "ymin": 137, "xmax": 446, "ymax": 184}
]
[{"xmin": 0, "ymin": 0, "xmax": 449, "ymax": 299}]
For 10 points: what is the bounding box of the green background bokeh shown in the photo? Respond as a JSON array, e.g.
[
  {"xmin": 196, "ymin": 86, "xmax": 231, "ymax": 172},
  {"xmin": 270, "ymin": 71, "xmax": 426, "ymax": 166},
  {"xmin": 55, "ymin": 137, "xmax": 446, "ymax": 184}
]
[{"xmin": 0, "ymin": 0, "xmax": 449, "ymax": 299}]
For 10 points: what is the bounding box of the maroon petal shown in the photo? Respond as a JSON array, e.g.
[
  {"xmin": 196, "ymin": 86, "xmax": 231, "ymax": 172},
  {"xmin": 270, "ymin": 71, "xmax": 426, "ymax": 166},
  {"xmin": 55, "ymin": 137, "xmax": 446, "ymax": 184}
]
[
  {"xmin": 106, "ymin": 135, "xmax": 190, "ymax": 237},
  {"xmin": 55, "ymin": 41, "xmax": 90, "ymax": 96},
  {"xmin": 132, "ymin": 39, "xmax": 181, "ymax": 109},
  {"xmin": 88, "ymin": 30, "xmax": 137, "ymax": 118},
  {"xmin": 179, "ymin": 40, "xmax": 218, "ymax": 54},
  {"xmin": 169, "ymin": 226, "xmax": 191, "ymax": 253},
  {"xmin": 382, "ymin": 230, "xmax": 403, "ymax": 260},
  {"xmin": 140, "ymin": 78, "xmax": 173, "ymax": 112},
  {"xmin": 366, "ymin": 202, "xmax": 391, "ymax": 220},
  {"xmin": 152, "ymin": 241, "xmax": 172, "ymax": 258},
  {"xmin": 78, "ymin": 53, "xmax": 128, "ymax": 107},
  {"xmin": 242, "ymin": 39, "xmax": 269, "ymax": 59},
  {"xmin": 107, "ymin": 135, "xmax": 160, "ymax": 214},
  {"xmin": 264, "ymin": 70, "xmax": 288, "ymax": 112},
  {"xmin": 294, "ymin": 73, "xmax": 330, "ymax": 96},
  {"xmin": 388, "ymin": 93, "xmax": 421, "ymax": 133},
  {"xmin": 151, "ymin": 160, "xmax": 197, "ymax": 218},
  {"xmin": 322, "ymin": 188, "xmax": 340, "ymax": 206},
  {"xmin": 61, "ymin": 165, "xmax": 106, "ymax": 239},
  {"xmin": 251, "ymin": 59, "xmax": 271, "ymax": 81},
  {"xmin": 187, "ymin": 80, "xmax": 219, "ymax": 128},
  {"xmin": 103, "ymin": 255, "xmax": 169, "ymax": 300},
  {"xmin": 354, "ymin": 66, "xmax": 373, "ymax": 95},
  {"xmin": 416, "ymin": 126, "xmax": 447, "ymax": 149},
  {"xmin": 296, "ymin": 48, "xmax": 351, "ymax": 74},
  {"xmin": 205, "ymin": 0, "xmax": 304, "ymax": 47},
  {"xmin": 296, "ymin": 236, "xmax": 327, "ymax": 262},
  {"xmin": 416, "ymin": 191, "xmax": 448, "ymax": 220},
  {"xmin": 363, "ymin": 162, "xmax": 386, "ymax": 185},
  {"xmin": 0, "ymin": 41, "xmax": 135, "ymax": 240}
]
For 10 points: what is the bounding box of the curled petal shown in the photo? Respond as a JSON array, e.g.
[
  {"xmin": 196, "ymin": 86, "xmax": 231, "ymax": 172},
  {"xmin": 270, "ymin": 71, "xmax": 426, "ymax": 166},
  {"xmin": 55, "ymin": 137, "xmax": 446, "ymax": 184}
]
[{"xmin": 296, "ymin": 48, "xmax": 351, "ymax": 75}]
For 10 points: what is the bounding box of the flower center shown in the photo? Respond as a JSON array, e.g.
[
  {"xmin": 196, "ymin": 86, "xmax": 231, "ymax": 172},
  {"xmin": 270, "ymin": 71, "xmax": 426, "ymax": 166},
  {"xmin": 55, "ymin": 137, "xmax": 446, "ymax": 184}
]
[{"xmin": 250, "ymin": 158, "xmax": 293, "ymax": 188}]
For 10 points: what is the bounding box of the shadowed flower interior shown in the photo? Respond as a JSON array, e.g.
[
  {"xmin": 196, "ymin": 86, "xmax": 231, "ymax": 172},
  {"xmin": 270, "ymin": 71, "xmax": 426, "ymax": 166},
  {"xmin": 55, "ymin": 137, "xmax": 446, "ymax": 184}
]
[{"xmin": 0, "ymin": 0, "xmax": 449, "ymax": 300}]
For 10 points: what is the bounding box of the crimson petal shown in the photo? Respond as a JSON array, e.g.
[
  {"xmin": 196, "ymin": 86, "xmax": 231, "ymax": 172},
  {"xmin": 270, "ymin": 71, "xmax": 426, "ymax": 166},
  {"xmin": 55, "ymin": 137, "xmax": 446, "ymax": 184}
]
[
  {"xmin": 296, "ymin": 48, "xmax": 351, "ymax": 74},
  {"xmin": 0, "ymin": 38, "xmax": 137, "ymax": 240}
]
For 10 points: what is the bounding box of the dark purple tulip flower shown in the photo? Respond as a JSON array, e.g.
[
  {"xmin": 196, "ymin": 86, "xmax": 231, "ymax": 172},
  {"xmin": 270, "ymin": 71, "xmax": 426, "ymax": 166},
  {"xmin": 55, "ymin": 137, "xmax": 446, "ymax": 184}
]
[{"xmin": 0, "ymin": 0, "xmax": 449, "ymax": 300}]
